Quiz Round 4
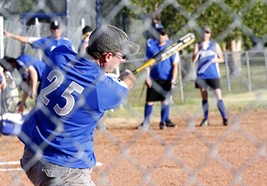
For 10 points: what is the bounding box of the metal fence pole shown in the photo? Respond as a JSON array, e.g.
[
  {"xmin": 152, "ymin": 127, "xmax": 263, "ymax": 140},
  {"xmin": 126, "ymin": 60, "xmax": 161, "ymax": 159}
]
[
  {"xmin": 246, "ymin": 51, "xmax": 252, "ymax": 91},
  {"xmin": 35, "ymin": 18, "xmax": 42, "ymax": 60},
  {"xmin": 178, "ymin": 59, "xmax": 184, "ymax": 103},
  {"xmin": 0, "ymin": 16, "xmax": 3, "ymax": 59},
  {"xmin": 265, "ymin": 49, "xmax": 267, "ymax": 82},
  {"xmin": 224, "ymin": 52, "xmax": 231, "ymax": 93},
  {"xmin": 96, "ymin": 0, "xmax": 101, "ymax": 27},
  {"xmin": 66, "ymin": 0, "xmax": 69, "ymax": 36}
]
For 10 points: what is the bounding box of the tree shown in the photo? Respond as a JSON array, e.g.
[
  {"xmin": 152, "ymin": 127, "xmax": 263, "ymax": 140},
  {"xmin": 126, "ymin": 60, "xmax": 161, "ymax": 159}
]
[{"xmin": 130, "ymin": 0, "xmax": 267, "ymax": 51}]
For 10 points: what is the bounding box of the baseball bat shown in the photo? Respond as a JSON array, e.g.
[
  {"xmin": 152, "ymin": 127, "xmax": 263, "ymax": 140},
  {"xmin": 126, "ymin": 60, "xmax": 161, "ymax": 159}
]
[{"xmin": 132, "ymin": 33, "xmax": 195, "ymax": 75}]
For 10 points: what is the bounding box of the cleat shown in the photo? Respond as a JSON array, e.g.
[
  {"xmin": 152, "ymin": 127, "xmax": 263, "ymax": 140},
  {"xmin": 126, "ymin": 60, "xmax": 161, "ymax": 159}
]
[
  {"xmin": 159, "ymin": 122, "xmax": 166, "ymax": 130},
  {"xmin": 199, "ymin": 119, "xmax": 209, "ymax": 126},
  {"xmin": 165, "ymin": 119, "xmax": 176, "ymax": 127},
  {"xmin": 223, "ymin": 119, "xmax": 228, "ymax": 126},
  {"xmin": 137, "ymin": 122, "xmax": 149, "ymax": 130}
]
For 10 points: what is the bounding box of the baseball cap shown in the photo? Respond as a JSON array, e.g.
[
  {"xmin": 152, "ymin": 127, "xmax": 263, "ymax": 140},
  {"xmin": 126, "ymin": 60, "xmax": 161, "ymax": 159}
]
[
  {"xmin": 0, "ymin": 56, "xmax": 16, "ymax": 71},
  {"xmin": 82, "ymin": 25, "xmax": 93, "ymax": 35},
  {"xmin": 153, "ymin": 23, "xmax": 166, "ymax": 35},
  {"xmin": 203, "ymin": 25, "xmax": 211, "ymax": 33},
  {"xmin": 87, "ymin": 25, "xmax": 140, "ymax": 58},
  {"xmin": 50, "ymin": 20, "xmax": 60, "ymax": 29}
]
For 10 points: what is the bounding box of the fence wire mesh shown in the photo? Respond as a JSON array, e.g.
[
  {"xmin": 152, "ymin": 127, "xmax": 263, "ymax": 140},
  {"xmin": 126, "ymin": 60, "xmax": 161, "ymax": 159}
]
[{"xmin": 0, "ymin": 0, "xmax": 266, "ymax": 186}]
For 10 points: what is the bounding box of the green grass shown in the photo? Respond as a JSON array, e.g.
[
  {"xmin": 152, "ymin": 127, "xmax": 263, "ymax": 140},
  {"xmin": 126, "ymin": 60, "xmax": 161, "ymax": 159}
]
[{"xmin": 106, "ymin": 88, "xmax": 267, "ymax": 119}]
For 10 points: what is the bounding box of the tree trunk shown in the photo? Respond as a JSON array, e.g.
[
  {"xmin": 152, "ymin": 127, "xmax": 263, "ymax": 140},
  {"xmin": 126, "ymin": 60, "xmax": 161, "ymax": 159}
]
[{"xmin": 229, "ymin": 39, "xmax": 242, "ymax": 76}]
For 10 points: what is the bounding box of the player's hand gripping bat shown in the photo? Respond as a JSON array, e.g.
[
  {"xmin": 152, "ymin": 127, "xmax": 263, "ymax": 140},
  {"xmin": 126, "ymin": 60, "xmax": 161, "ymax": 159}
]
[{"xmin": 132, "ymin": 33, "xmax": 195, "ymax": 75}]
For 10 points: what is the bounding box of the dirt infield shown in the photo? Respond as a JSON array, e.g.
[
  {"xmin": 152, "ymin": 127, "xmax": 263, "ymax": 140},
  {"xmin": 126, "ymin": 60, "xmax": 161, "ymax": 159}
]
[{"xmin": 0, "ymin": 109, "xmax": 266, "ymax": 186}]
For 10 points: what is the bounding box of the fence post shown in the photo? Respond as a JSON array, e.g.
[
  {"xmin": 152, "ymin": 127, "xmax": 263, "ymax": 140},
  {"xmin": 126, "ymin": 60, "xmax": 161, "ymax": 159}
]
[
  {"xmin": 224, "ymin": 52, "xmax": 231, "ymax": 93},
  {"xmin": 80, "ymin": 18, "xmax": 85, "ymax": 28},
  {"xmin": 0, "ymin": 16, "xmax": 4, "ymax": 59},
  {"xmin": 95, "ymin": 0, "xmax": 101, "ymax": 27},
  {"xmin": 178, "ymin": 59, "xmax": 184, "ymax": 103},
  {"xmin": 246, "ymin": 51, "xmax": 252, "ymax": 91},
  {"xmin": 265, "ymin": 49, "xmax": 267, "ymax": 80},
  {"xmin": 35, "ymin": 18, "xmax": 43, "ymax": 60}
]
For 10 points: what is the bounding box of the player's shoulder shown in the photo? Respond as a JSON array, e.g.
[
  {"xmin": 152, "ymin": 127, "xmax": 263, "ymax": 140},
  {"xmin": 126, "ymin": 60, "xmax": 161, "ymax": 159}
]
[
  {"xmin": 167, "ymin": 39, "xmax": 173, "ymax": 44},
  {"xmin": 51, "ymin": 45, "xmax": 75, "ymax": 55},
  {"xmin": 210, "ymin": 39, "xmax": 216, "ymax": 44},
  {"xmin": 60, "ymin": 36, "xmax": 72, "ymax": 42},
  {"xmin": 146, "ymin": 38, "xmax": 158, "ymax": 45},
  {"xmin": 40, "ymin": 36, "xmax": 51, "ymax": 41}
]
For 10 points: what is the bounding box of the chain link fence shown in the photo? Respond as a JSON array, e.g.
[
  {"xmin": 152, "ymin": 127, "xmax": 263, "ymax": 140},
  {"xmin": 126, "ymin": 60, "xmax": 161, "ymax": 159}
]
[{"xmin": 0, "ymin": 0, "xmax": 266, "ymax": 185}]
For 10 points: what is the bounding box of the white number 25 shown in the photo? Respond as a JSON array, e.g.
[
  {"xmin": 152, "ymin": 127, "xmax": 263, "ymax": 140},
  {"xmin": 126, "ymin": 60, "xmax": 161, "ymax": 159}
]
[{"xmin": 40, "ymin": 70, "xmax": 84, "ymax": 116}]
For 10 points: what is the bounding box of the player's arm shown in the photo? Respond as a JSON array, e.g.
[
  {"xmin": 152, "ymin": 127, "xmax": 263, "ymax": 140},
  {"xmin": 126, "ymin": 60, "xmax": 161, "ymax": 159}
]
[
  {"xmin": 4, "ymin": 30, "xmax": 30, "ymax": 43},
  {"xmin": 96, "ymin": 76, "xmax": 130, "ymax": 111},
  {"xmin": 212, "ymin": 43, "xmax": 224, "ymax": 63},
  {"xmin": 144, "ymin": 67, "xmax": 152, "ymax": 88},
  {"xmin": 28, "ymin": 66, "xmax": 38, "ymax": 98},
  {"xmin": 18, "ymin": 81, "xmax": 30, "ymax": 113},
  {"xmin": 144, "ymin": 40, "xmax": 153, "ymax": 88},
  {"xmin": 192, "ymin": 43, "xmax": 200, "ymax": 63},
  {"xmin": 119, "ymin": 69, "xmax": 136, "ymax": 93},
  {"xmin": 171, "ymin": 53, "xmax": 179, "ymax": 84}
]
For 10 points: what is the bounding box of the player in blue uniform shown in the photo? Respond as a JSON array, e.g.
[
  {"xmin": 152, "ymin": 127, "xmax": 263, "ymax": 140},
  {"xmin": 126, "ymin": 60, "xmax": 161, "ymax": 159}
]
[
  {"xmin": 18, "ymin": 25, "xmax": 140, "ymax": 186},
  {"xmin": 3, "ymin": 54, "xmax": 46, "ymax": 113},
  {"xmin": 138, "ymin": 22, "xmax": 179, "ymax": 130},
  {"xmin": 4, "ymin": 20, "xmax": 74, "ymax": 61},
  {"xmin": 192, "ymin": 26, "xmax": 228, "ymax": 126}
]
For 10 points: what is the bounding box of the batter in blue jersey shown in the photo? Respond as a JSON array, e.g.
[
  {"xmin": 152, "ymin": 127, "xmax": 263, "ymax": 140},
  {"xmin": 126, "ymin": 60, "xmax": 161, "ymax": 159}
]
[{"xmin": 18, "ymin": 25, "xmax": 140, "ymax": 186}]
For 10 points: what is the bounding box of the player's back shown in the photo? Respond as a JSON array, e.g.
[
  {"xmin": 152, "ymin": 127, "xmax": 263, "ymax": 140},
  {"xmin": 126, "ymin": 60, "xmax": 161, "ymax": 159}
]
[{"xmin": 19, "ymin": 45, "xmax": 128, "ymax": 168}]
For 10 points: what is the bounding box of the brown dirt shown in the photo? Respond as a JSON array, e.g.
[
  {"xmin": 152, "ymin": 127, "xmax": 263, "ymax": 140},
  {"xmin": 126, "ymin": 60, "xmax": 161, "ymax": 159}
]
[{"xmin": 0, "ymin": 109, "xmax": 266, "ymax": 186}]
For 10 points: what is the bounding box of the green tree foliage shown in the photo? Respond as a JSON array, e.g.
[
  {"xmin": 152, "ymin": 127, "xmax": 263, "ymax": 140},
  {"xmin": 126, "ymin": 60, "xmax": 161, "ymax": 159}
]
[
  {"xmin": 8, "ymin": 0, "xmax": 35, "ymax": 13},
  {"xmin": 130, "ymin": 0, "xmax": 266, "ymax": 50}
]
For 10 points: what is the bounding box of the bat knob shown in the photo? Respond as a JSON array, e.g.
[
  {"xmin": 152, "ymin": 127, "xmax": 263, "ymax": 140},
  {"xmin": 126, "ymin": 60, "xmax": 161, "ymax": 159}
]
[{"xmin": 132, "ymin": 70, "xmax": 137, "ymax": 75}]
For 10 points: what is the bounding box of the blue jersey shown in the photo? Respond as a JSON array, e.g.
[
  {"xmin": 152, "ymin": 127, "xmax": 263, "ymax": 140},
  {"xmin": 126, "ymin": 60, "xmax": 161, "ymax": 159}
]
[
  {"xmin": 19, "ymin": 45, "xmax": 128, "ymax": 168},
  {"xmin": 196, "ymin": 40, "xmax": 220, "ymax": 79},
  {"xmin": 17, "ymin": 54, "xmax": 46, "ymax": 81},
  {"xmin": 146, "ymin": 39, "xmax": 178, "ymax": 80},
  {"xmin": 30, "ymin": 36, "xmax": 73, "ymax": 58}
]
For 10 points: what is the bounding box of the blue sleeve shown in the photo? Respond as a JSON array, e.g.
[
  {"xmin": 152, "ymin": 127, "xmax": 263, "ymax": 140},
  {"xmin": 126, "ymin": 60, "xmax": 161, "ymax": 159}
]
[
  {"xmin": 145, "ymin": 39, "xmax": 155, "ymax": 60},
  {"xmin": 96, "ymin": 76, "xmax": 128, "ymax": 111},
  {"xmin": 17, "ymin": 54, "xmax": 33, "ymax": 67},
  {"xmin": 31, "ymin": 37, "xmax": 46, "ymax": 49}
]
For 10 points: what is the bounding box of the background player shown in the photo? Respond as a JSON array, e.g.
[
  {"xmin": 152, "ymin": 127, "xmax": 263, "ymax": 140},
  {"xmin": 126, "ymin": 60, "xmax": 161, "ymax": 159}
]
[
  {"xmin": 138, "ymin": 22, "xmax": 179, "ymax": 130},
  {"xmin": 18, "ymin": 25, "xmax": 140, "ymax": 185},
  {"xmin": 192, "ymin": 25, "xmax": 228, "ymax": 126},
  {"xmin": 2, "ymin": 54, "xmax": 45, "ymax": 113},
  {"xmin": 4, "ymin": 20, "xmax": 74, "ymax": 62}
]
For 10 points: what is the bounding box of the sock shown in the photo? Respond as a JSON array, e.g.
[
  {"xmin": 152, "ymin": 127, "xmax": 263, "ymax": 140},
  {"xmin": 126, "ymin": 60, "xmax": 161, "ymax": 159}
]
[
  {"xmin": 217, "ymin": 100, "xmax": 227, "ymax": 119},
  {"xmin": 144, "ymin": 104, "xmax": 153, "ymax": 123},
  {"xmin": 202, "ymin": 100, "xmax": 209, "ymax": 120},
  {"xmin": 161, "ymin": 104, "xmax": 170, "ymax": 123}
]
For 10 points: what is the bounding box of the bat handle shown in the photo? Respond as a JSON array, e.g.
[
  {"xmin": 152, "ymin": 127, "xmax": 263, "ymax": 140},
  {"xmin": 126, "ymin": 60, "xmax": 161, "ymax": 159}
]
[{"xmin": 132, "ymin": 69, "xmax": 137, "ymax": 75}]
